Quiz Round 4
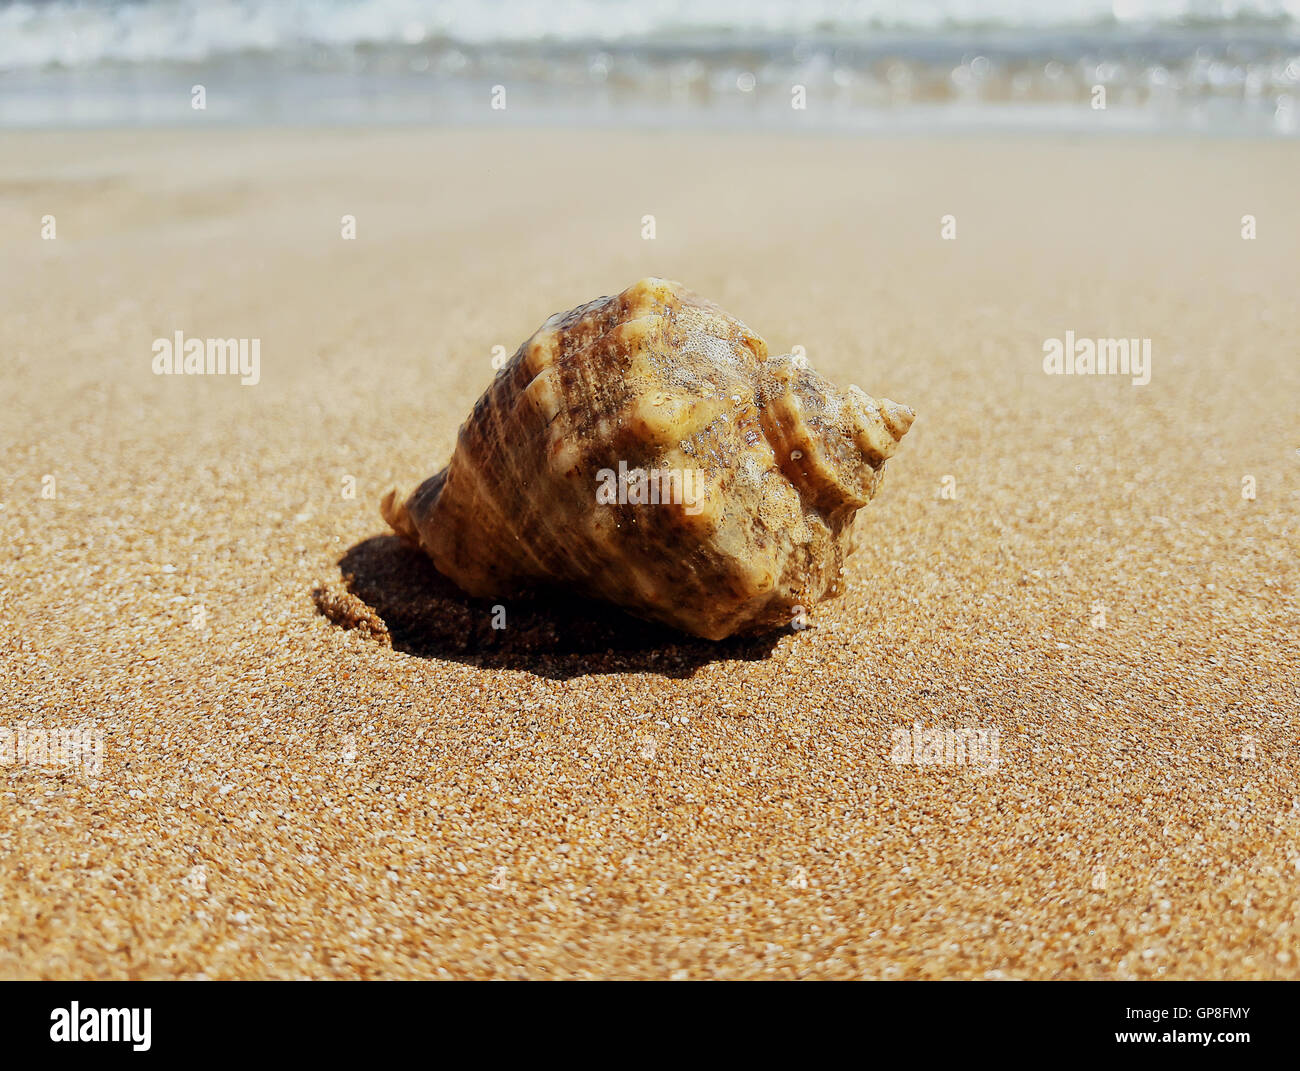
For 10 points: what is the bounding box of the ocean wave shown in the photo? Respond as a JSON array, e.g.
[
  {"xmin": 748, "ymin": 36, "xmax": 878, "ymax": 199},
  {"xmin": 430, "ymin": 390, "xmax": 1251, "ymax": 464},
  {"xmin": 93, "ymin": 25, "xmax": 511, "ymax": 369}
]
[{"xmin": 3, "ymin": 0, "xmax": 1300, "ymax": 72}]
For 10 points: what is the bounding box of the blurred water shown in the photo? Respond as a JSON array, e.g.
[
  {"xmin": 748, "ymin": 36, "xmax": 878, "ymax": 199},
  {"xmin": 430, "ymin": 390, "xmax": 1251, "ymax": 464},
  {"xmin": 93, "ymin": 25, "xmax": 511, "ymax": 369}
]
[{"xmin": 1, "ymin": 0, "xmax": 1297, "ymax": 132}]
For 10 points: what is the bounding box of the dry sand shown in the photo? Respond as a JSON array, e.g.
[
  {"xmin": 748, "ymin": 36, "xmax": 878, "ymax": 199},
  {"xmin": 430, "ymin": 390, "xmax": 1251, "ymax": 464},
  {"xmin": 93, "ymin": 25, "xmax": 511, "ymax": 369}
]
[{"xmin": 1, "ymin": 127, "xmax": 1297, "ymax": 979}]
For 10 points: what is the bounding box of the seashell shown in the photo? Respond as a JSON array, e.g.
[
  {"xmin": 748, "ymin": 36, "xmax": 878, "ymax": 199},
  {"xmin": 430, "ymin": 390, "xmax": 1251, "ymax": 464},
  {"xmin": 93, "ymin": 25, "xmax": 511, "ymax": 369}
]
[{"xmin": 381, "ymin": 278, "xmax": 913, "ymax": 640}]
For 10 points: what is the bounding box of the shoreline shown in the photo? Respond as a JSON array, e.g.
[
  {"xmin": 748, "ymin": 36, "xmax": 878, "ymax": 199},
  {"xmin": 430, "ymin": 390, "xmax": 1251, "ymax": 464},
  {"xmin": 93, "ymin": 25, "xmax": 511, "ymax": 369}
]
[
  {"xmin": 1, "ymin": 105, "xmax": 1295, "ymax": 138},
  {"xmin": 4, "ymin": 117, "xmax": 1299, "ymax": 144}
]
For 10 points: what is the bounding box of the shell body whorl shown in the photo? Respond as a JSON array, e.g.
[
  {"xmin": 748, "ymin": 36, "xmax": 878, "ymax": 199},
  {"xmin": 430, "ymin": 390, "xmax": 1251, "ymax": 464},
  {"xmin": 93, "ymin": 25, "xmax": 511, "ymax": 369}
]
[{"xmin": 381, "ymin": 278, "xmax": 913, "ymax": 640}]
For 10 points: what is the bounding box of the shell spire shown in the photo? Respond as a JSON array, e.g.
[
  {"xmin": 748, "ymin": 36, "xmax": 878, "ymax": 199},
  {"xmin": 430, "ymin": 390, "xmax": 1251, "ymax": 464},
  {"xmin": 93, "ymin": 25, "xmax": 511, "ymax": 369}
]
[{"xmin": 382, "ymin": 278, "xmax": 914, "ymax": 640}]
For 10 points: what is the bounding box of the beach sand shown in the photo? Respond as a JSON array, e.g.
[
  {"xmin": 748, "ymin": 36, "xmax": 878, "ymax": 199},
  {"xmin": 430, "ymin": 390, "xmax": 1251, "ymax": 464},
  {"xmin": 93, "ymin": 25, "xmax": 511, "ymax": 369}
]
[{"xmin": 1, "ymin": 127, "xmax": 1297, "ymax": 979}]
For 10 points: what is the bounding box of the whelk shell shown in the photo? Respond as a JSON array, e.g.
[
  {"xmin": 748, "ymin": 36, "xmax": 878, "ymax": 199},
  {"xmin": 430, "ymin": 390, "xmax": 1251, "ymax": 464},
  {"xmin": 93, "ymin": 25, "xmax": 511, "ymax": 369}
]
[{"xmin": 382, "ymin": 278, "xmax": 914, "ymax": 640}]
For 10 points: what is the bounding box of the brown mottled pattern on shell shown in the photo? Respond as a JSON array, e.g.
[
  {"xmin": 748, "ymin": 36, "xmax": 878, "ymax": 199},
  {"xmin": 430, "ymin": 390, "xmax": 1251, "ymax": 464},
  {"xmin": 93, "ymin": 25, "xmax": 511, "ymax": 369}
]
[{"xmin": 384, "ymin": 278, "xmax": 913, "ymax": 640}]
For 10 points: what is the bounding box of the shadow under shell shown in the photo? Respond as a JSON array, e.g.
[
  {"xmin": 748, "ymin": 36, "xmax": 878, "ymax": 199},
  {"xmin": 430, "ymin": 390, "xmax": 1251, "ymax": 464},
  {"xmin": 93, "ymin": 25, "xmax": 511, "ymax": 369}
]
[{"xmin": 315, "ymin": 534, "xmax": 784, "ymax": 680}]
